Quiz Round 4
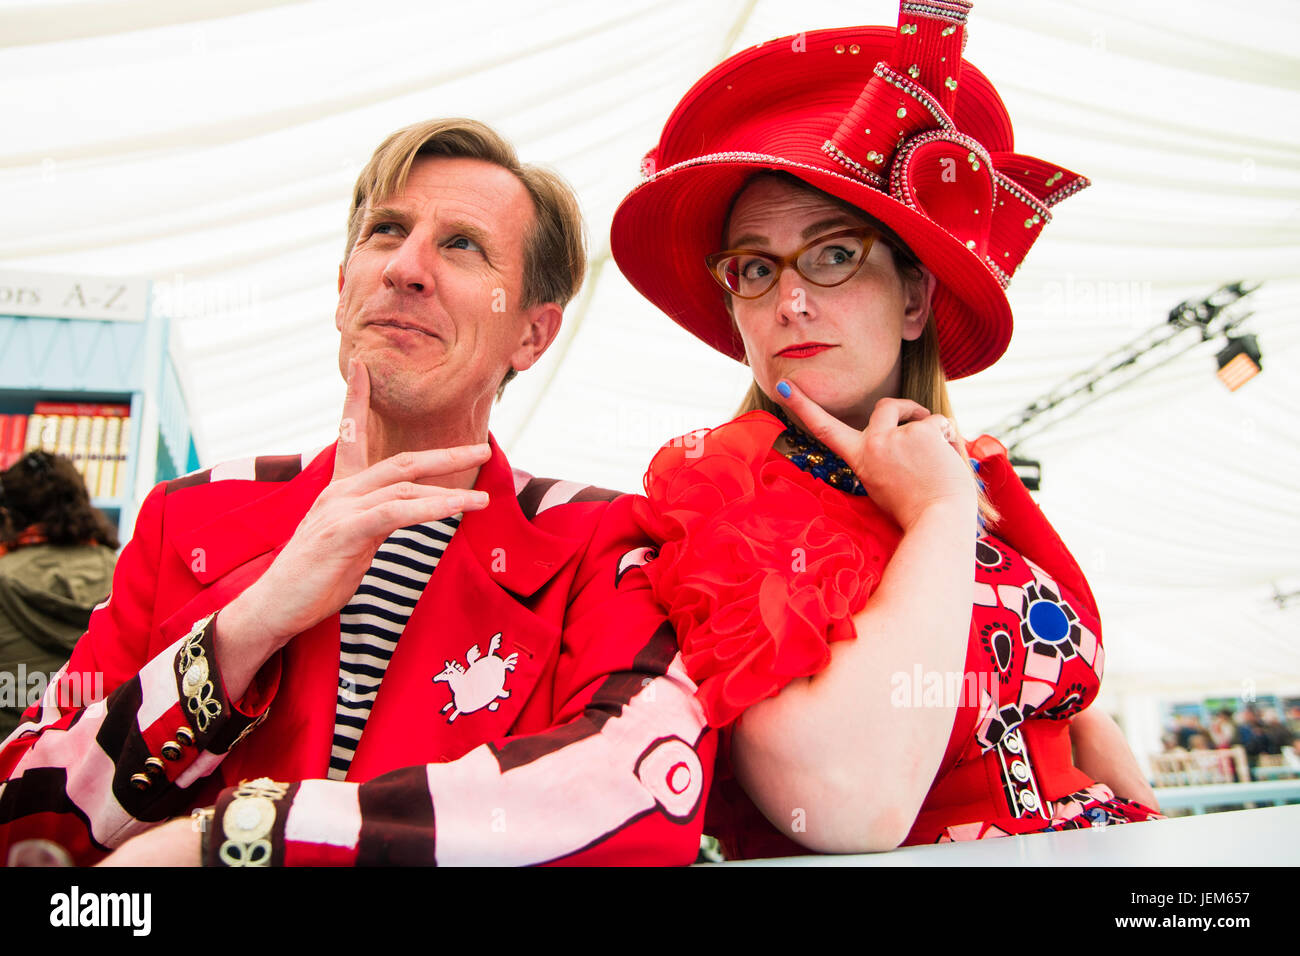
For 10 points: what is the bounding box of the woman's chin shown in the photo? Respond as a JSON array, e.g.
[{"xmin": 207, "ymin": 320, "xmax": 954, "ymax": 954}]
[{"xmin": 791, "ymin": 384, "xmax": 861, "ymax": 420}]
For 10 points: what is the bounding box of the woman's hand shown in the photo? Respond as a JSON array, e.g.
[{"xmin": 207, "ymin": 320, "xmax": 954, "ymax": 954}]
[
  {"xmin": 727, "ymin": 380, "xmax": 980, "ymax": 852},
  {"xmin": 1070, "ymin": 708, "xmax": 1162, "ymax": 811},
  {"xmin": 774, "ymin": 379, "xmax": 974, "ymax": 531}
]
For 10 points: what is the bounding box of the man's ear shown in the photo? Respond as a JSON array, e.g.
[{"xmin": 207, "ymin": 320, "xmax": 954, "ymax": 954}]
[
  {"xmin": 509, "ymin": 303, "xmax": 563, "ymax": 373},
  {"xmin": 902, "ymin": 266, "xmax": 937, "ymax": 342}
]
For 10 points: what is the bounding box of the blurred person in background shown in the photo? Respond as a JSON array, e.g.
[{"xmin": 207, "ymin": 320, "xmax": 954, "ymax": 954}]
[
  {"xmin": 1261, "ymin": 709, "xmax": 1295, "ymax": 757},
  {"xmin": 1208, "ymin": 709, "xmax": 1238, "ymax": 750},
  {"xmin": 1237, "ymin": 707, "xmax": 1267, "ymax": 768},
  {"xmin": 0, "ymin": 451, "xmax": 118, "ymax": 738},
  {"xmin": 1174, "ymin": 713, "xmax": 1206, "ymax": 750}
]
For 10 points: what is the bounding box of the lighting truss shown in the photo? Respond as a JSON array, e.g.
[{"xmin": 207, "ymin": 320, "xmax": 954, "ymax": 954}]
[{"xmin": 984, "ymin": 282, "xmax": 1262, "ymax": 453}]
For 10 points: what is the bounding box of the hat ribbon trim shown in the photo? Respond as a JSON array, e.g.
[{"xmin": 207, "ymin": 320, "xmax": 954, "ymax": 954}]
[
  {"xmin": 874, "ymin": 61, "xmax": 955, "ymax": 131},
  {"xmin": 900, "ymin": 0, "xmax": 971, "ymax": 25},
  {"xmin": 1042, "ymin": 176, "xmax": 1090, "ymax": 209},
  {"xmin": 984, "ymin": 257, "xmax": 1013, "ymax": 290},
  {"xmin": 889, "ymin": 128, "xmax": 994, "ymax": 211},
  {"xmin": 820, "ymin": 141, "xmax": 887, "ymax": 189},
  {"xmin": 639, "ymin": 150, "xmax": 880, "ymax": 194},
  {"xmin": 992, "ymin": 170, "xmax": 1053, "ymax": 225}
]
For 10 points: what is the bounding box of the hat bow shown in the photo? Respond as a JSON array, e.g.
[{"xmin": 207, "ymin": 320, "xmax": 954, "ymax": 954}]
[{"xmin": 823, "ymin": 0, "xmax": 1089, "ymax": 288}]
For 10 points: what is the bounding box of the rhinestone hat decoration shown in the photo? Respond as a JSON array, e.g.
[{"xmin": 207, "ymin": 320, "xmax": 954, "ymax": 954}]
[{"xmin": 820, "ymin": 0, "xmax": 1088, "ymax": 289}]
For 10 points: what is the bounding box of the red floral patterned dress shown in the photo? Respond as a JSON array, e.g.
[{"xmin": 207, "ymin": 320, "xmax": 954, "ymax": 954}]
[{"xmin": 636, "ymin": 411, "xmax": 1160, "ymax": 858}]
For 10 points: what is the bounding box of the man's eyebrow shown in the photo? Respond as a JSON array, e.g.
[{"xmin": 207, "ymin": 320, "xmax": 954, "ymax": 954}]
[
  {"xmin": 446, "ymin": 220, "xmax": 491, "ymax": 251},
  {"xmin": 362, "ymin": 204, "xmax": 410, "ymax": 226},
  {"xmin": 727, "ymin": 216, "xmax": 860, "ymax": 249}
]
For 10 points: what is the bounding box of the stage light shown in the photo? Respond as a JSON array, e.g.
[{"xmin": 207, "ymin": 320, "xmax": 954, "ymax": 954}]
[
  {"xmin": 1010, "ymin": 457, "xmax": 1041, "ymax": 492},
  {"xmin": 1215, "ymin": 335, "xmax": 1262, "ymax": 391}
]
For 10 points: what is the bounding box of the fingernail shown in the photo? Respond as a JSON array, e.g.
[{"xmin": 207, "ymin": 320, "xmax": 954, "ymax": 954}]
[
  {"xmin": 969, "ymin": 458, "xmax": 981, "ymax": 473},
  {"xmin": 776, "ymin": 380, "xmax": 791, "ymax": 399}
]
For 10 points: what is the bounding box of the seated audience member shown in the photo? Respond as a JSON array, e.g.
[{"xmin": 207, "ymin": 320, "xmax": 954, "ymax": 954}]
[{"xmin": 0, "ymin": 452, "xmax": 118, "ymax": 739}]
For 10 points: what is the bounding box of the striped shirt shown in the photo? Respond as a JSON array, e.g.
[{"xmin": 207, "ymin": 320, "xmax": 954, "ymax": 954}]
[{"xmin": 328, "ymin": 518, "xmax": 460, "ymax": 781}]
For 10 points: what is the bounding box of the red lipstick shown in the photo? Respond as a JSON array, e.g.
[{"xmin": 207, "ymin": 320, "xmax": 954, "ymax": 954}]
[{"xmin": 778, "ymin": 342, "xmax": 834, "ymax": 358}]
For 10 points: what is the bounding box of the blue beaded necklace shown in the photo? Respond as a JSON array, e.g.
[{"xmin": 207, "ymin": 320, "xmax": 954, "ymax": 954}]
[
  {"xmin": 774, "ymin": 408, "xmax": 989, "ymax": 534},
  {"xmin": 774, "ymin": 409, "xmax": 867, "ymax": 496}
]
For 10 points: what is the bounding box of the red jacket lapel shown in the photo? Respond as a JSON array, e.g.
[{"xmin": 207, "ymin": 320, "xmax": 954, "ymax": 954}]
[
  {"xmin": 163, "ymin": 446, "xmax": 342, "ymax": 783},
  {"xmin": 346, "ymin": 435, "xmax": 588, "ymax": 780}
]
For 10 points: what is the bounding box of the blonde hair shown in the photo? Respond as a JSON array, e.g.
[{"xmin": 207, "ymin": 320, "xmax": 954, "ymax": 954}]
[
  {"xmin": 344, "ymin": 118, "xmax": 587, "ymax": 396},
  {"xmin": 729, "ymin": 174, "xmax": 997, "ymax": 525}
]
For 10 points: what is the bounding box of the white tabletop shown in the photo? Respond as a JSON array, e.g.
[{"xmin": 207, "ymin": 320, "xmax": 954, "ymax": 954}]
[{"xmin": 715, "ymin": 803, "xmax": 1300, "ymax": 866}]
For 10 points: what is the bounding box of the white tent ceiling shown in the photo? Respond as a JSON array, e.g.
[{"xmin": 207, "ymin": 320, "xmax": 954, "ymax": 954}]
[{"xmin": 2, "ymin": 0, "xmax": 1298, "ymax": 702}]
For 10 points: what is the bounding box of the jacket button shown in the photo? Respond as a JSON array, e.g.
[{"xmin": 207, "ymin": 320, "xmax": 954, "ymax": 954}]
[
  {"xmin": 144, "ymin": 757, "xmax": 166, "ymax": 777},
  {"xmin": 161, "ymin": 741, "xmax": 183, "ymax": 761},
  {"xmin": 130, "ymin": 773, "xmax": 153, "ymax": 791},
  {"xmin": 176, "ymin": 726, "xmax": 195, "ymax": 747}
]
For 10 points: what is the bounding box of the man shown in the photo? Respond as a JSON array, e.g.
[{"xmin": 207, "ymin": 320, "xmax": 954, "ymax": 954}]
[{"xmin": 0, "ymin": 119, "xmax": 712, "ymax": 866}]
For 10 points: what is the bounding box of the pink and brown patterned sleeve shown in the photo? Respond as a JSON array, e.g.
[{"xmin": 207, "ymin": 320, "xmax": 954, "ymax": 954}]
[{"xmin": 0, "ymin": 484, "xmax": 278, "ymax": 867}]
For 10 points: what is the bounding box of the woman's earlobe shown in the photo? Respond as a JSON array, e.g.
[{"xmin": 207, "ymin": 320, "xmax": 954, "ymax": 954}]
[{"xmin": 903, "ymin": 268, "xmax": 937, "ymax": 340}]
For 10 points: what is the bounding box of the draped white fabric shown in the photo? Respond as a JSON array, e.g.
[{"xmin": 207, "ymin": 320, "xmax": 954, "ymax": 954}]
[{"xmin": 3, "ymin": 0, "xmax": 1298, "ymax": 703}]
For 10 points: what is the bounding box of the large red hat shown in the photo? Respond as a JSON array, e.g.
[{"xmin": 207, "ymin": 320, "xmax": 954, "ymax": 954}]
[{"xmin": 611, "ymin": 0, "xmax": 1089, "ymax": 379}]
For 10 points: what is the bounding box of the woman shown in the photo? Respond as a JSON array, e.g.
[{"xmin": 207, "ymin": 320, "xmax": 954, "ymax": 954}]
[
  {"xmin": 0, "ymin": 451, "xmax": 118, "ymax": 738},
  {"xmin": 612, "ymin": 1, "xmax": 1161, "ymax": 857}
]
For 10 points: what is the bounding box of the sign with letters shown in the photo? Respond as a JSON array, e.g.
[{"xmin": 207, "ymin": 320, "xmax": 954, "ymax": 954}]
[{"xmin": 0, "ymin": 268, "xmax": 149, "ymax": 322}]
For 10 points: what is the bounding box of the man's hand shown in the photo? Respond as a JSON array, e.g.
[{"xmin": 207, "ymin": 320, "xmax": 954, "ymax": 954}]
[
  {"xmin": 95, "ymin": 816, "xmax": 201, "ymax": 867},
  {"xmin": 215, "ymin": 358, "xmax": 492, "ymax": 699}
]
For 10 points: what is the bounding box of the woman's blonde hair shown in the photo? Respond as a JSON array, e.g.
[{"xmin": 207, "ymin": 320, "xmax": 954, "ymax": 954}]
[{"xmin": 729, "ymin": 173, "xmax": 997, "ymax": 525}]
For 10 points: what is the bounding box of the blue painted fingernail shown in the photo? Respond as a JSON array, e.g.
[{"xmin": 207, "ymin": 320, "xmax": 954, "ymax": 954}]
[
  {"xmin": 969, "ymin": 458, "xmax": 981, "ymax": 472},
  {"xmin": 776, "ymin": 380, "xmax": 791, "ymax": 399},
  {"xmin": 977, "ymin": 479, "xmax": 987, "ymax": 492}
]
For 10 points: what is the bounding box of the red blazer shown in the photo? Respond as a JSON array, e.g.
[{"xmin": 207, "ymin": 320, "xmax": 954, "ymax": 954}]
[{"xmin": 0, "ymin": 439, "xmax": 713, "ymax": 866}]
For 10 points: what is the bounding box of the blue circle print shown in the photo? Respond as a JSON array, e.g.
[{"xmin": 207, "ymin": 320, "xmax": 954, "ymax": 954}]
[{"xmin": 1027, "ymin": 600, "xmax": 1070, "ymax": 643}]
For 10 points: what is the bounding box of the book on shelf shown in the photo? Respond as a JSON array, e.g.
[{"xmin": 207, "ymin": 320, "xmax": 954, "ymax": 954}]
[
  {"xmin": 22, "ymin": 413, "xmax": 44, "ymax": 454},
  {"xmin": 53, "ymin": 413, "xmax": 76, "ymax": 458},
  {"xmin": 0, "ymin": 414, "xmax": 30, "ymax": 469},
  {"xmin": 111, "ymin": 415, "xmax": 131, "ymax": 498},
  {"xmin": 84, "ymin": 416, "xmax": 106, "ymax": 499},
  {"xmin": 71, "ymin": 415, "xmax": 92, "ymax": 481},
  {"xmin": 28, "ymin": 402, "xmax": 131, "ymax": 498}
]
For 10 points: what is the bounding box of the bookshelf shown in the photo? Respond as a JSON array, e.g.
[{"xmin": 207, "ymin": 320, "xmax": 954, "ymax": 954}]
[{"xmin": 0, "ymin": 269, "xmax": 200, "ymax": 545}]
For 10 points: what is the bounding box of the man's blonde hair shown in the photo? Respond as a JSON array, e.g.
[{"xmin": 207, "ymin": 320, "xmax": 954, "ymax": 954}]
[{"xmin": 344, "ymin": 118, "xmax": 587, "ymax": 395}]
